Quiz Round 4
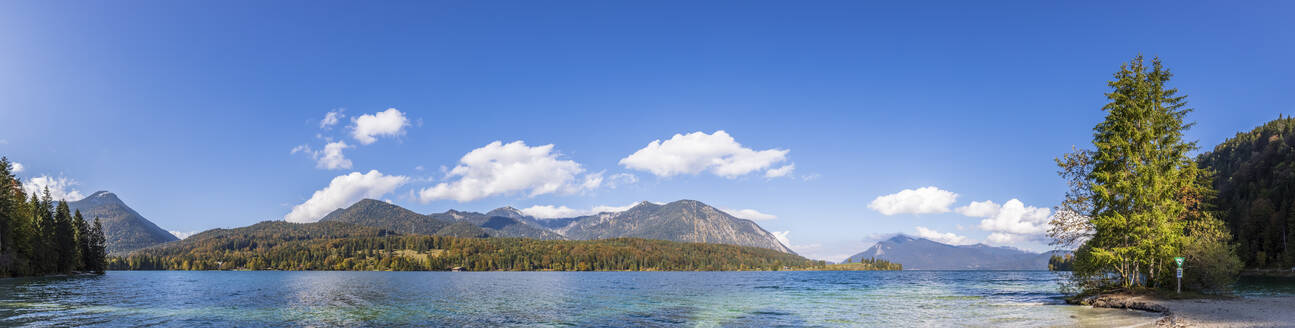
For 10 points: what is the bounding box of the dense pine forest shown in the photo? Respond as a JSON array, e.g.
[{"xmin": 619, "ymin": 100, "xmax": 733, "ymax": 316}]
[
  {"xmin": 109, "ymin": 220, "xmax": 844, "ymax": 271},
  {"xmin": 0, "ymin": 157, "xmax": 109, "ymax": 277},
  {"xmin": 1198, "ymin": 116, "xmax": 1295, "ymax": 269}
]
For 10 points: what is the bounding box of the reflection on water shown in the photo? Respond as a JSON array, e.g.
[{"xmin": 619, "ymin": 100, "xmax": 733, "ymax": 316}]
[{"xmin": 0, "ymin": 271, "xmax": 1166, "ymax": 327}]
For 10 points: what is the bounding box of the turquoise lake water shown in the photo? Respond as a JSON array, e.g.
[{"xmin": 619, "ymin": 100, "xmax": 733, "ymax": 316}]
[{"xmin": 0, "ymin": 271, "xmax": 1179, "ymax": 327}]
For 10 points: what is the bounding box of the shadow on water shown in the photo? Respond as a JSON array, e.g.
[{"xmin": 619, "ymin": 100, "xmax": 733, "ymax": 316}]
[
  {"xmin": 719, "ymin": 308, "xmax": 813, "ymax": 328},
  {"xmin": 577, "ymin": 305, "xmax": 700, "ymax": 328}
]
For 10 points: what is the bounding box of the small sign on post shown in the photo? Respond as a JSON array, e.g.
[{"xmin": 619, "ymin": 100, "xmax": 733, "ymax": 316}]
[{"xmin": 1174, "ymin": 257, "xmax": 1185, "ymax": 294}]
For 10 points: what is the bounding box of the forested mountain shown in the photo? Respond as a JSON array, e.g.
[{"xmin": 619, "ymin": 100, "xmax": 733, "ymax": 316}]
[
  {"xmin": 319, "ymin": 200, "xmax": 563, "ymax": 239},
  {"xmin": 1198, "ymin": 116, "xmax": 1295, "ymax": 268},
  {"xmin": 846, "ymin": 235, "xmax": 1055, "ymax": 270},
  {"xmin": 429, "ymin": 209, "xmax": 564, "ymax": 240},
  {"xmin": 313, "ymin": 199, "xmax": 792, "ymax": 253},
  {"xmin": 320, "ymin": 199, "xmax": 453, "ymax": 235},
  {"xmin": 112, "ymin": 219, "xmax": 822, "ymax": 271},
  {"xmin": 557, "ymin": 200, "xmax": 795, "ymax": 254},
  {"xmin": 67, "ymin": 191, "xmax": 177, "ymax": 254}
]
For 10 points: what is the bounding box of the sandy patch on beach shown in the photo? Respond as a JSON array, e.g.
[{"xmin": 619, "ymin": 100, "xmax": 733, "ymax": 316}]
[{"xmin": 1154, "ymin": 296, "xmax": 1295, "ymax": 328}]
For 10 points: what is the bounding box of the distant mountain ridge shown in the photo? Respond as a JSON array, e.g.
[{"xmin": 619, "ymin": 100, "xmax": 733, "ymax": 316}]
[
  {"xmin": 847, "ymin": 235, "xmax": 1058, "ymax": 270},
  {"xmin": 314, "ymin": 199, "xmax": 794, "ymax": 254},
  {"xmin": 557, "ymin": 200, "xmax": 795, "ymax": 253},
  {"xmin": 67, "ymin": 191, "xmax": 178, "ymax": 254}
]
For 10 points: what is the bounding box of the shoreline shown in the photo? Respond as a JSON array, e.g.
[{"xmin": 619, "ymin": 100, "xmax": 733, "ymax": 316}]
[{"xmin": 1075, "ymin": 293, "xmax": 1295, "ymax": 327}]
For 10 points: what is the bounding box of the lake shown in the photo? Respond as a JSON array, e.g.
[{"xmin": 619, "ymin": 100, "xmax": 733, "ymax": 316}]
[{"xmin": 1, "ymin": 271, "xmax": 1165, "ymax": 327}]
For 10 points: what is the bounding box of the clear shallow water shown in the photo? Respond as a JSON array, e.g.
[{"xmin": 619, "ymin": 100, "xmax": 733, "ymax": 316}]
[{"xmin": 0, "ymin": 271, "xmax": 1163, "ymax": 327}]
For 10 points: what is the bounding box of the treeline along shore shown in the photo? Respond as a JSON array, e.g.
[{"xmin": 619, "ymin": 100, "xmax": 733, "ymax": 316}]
[
  {"xmin": 108, "ymin": 221, "xmax": 901, "ymax": 272},
  {"xmin": 0, "ymin": 157, "xmax": 109, "ymax": 277}
]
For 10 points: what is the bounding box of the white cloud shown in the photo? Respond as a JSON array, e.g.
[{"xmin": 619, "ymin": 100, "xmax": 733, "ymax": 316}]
[
  {"xmin": 590, "ymin": 202, "xmax": 645, "ymax": 214},
  {"xmin": 320, "ymin": 109, "xmax": 344, "ymax": 129},
  {"xmin": 914, "ymin": 226, "xmax": 975, "ymax": 245},
  {"xmin": 520, "ymin": 201, "xmax": 646, "ymax": 218},
  {"xmin": 868, "ymin": 186, "xmax": 959, "ymax": 215},
  {"xmin": 960, "ymin": 199, "xmax": 1052, "ymax": 235},
  {"xmin": 315, "ymin": 141, "xmax": 352, "ymax": 170},
  {"xmin": 292, "ymin": 141, "xmax": 353, "ymax": 170},
  {"xmin": 955, "ymin": 200, "xmax": 1000, "ymax": 217},
  {"xmin": 721, "ymin": 208, "xmax": 777, "ymax": 220},
  {"xmin": 169, "ymin": 230, "xmax": 199, "ymax": 239},
  {"xmin": 764, "ymin": 164, "xmax": 795, "ymax": 178},
  {"xmin": 0, "ymin": 139, "xmax": 7, "ymax": 144},
  {"xmin": 986, "ymin": 233, "xmax": 1023, "ymax": 244},
  {"xmin": 519, "ymin": 205, "xmax": 587, "ymax": 219},
  {"xmin": 619, "ymin": 130, "xmax": 790, "ymax": 179},
  {"xmin": 351, "ymin": 108, "xmax": 409, "ymax": 145},
  {"xmin": 607, "ymin": 173, "xmax": 638, "ymax": 188},
  {"xmin": 284, "ymin": 170, "xmax": 409, "ymax": 223},
  {"xmin": 772, "ymin": 230, "xmax": 791, "ymax": 248},
  {"xmin": 10, "ymin": 162, "xmax": 23, "ymax": 173},
  {"xmin": 417, "ymin": 141, "xmax": 600, "ymax": 202},
  {"xmin": 23, "ymin": 175, "xmax": 85, "ymax": 201}
]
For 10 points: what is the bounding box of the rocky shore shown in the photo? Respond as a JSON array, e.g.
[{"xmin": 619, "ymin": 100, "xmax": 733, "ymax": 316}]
[{"xmin": 1071, "ymin": 293, "xmax": 1295, "ymax": 327}]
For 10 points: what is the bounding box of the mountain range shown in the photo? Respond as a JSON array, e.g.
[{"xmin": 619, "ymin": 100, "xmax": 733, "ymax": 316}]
[
  {"xmin": 82, "ymin": 191, "xmax": 794, "ymax": 256},
  {"xmin": 318, "ymin": 199, "xmax": 793, "ymax": 253},
  {"xmin": 846, "ymin": 235, "xmax": 1061, "ymax": 270}
]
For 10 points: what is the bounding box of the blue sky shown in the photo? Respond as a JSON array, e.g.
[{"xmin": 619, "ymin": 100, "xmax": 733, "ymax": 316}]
[{"xmin": 1, "ymin": 1, "xmax": 1291, "ymax": 261}]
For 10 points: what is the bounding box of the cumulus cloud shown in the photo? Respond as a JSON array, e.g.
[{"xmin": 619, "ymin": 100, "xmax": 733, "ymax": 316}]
[
  {"xmin": 351, "ymin": 108, "xmax": 409, "ymax": 145},
  {"xmin": 284, "ymin": 170, "xmax": 409, "ymax": 223},
  {"xmin": 606, "ymin": 173, "xmax": 638, "ymax": 188},
  {"xmin": 868, "ymin": 186, "xmax": 959, "ymax": 215},
  {"xmin": 520, "ymin": 201, "xmax": 646, "ymax": 219},
  {"xmin": 320, "ymin": 109, "xmax": 344, "ymax": 129},
  {"xmin": 417, "ymin": 141, "xmax": 600, "ymax": 202},
  {"xmin": 619, "ymin": 130, "xmax": 790, "ymax": 179},
  {"xmin": 519, "ymin": 205, "xmax": 587, "ymax": 219},
  {"xmin": 292, "ymin": 141, "xmax": 353, "ymax": 170},
  {"xmin": 764, "ymin": 164, "xmax": 795, "ymax": 178},
  {"xmin": 955, "ymin": 200, "xmax": 1000, "ymax": 217},
  {"xmin": 591, "ymin": 202, "xmax": 645, "ymax": 214},
  {"xmin": 772, "ymin": 231, "xmax": 792, "ymax": 248},
  {"xmin": 959, "ymin": 199, "xmax": 1052, "ymax": 235},
  {"xmin": 316, "ymin": 141, "xmax": 353, "ymax": 170},
  {"xmin": 721, "ymin": 208, "xmax": 777, "ymax": 220},
  {"xmin": 10, "ymin": 162, "xmax": 23, "ymax": 173},
  {"xmin": 169, "ymin": 230, "xmax": 199, "ymax": 240},
  {"xmin": 915, "ymin": 226, "xmax": 975, "ymax": 245},
  {"xmin": 986, "ymin": 232, "xmax": 1022, "ymax": 244},
  {"xmin": 23, "ymin": 175, "xmax": 85, "ymax": 201}
]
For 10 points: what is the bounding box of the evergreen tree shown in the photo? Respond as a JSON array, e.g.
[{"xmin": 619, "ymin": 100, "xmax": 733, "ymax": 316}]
[
  {"xmin": 74, "ymin": 210, "xmax": 91, "ymax": 271},
  {"xmin": 54, "ymin": 201, "xmax": 78, "ymax": 273},
  {"xmin": 88, "ymin": 217, "xmax": 107, "ymax": 274},
  {"xmin": 1064, "ymin": 56, "xmax": 1240, "ymax": 293},
  {"xmin": 0, "ymin": 157, "xmax": 26, "ymax": 275},
  {"xmin": 34, "ymin": 188, "xmax": 56, "ymax": 274}
]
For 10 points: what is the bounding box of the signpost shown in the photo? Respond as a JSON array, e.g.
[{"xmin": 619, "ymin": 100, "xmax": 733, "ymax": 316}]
[{"xmin": 1174, "ymin": 257, "xmax": 1185, "ymax": 294}]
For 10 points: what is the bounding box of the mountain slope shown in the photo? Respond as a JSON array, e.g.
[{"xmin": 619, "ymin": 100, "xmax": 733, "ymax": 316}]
[
  {"xmin": 430, "ymin": 209, "xmax": 564, "ymax": 240},
  {"xmin": 561, "ymin": 200, "xmax": 795, "ymax": 254},
  {"xmin": 319, "ymin": 199, "xmax": 453, "ymax": 235},
  {"xmin": 67, "ymin": 191, "xmax": 178, "ymax": 254},
  {"xmin": 319, "ymin": 200, "xmax": 563, "ymax": 239},
  {"xmin": 312, "ymin": 199, "xmax": 791, "ymax": 253},
  {"xmin": 846, "ymin": 235, "xmax": 1053, "ymax": 270}
]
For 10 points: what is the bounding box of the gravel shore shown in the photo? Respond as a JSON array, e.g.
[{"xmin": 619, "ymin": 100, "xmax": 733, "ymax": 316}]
[{"xmin": 1077, "ymin": 294, "xmax": 1295, "ymax": 327}]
